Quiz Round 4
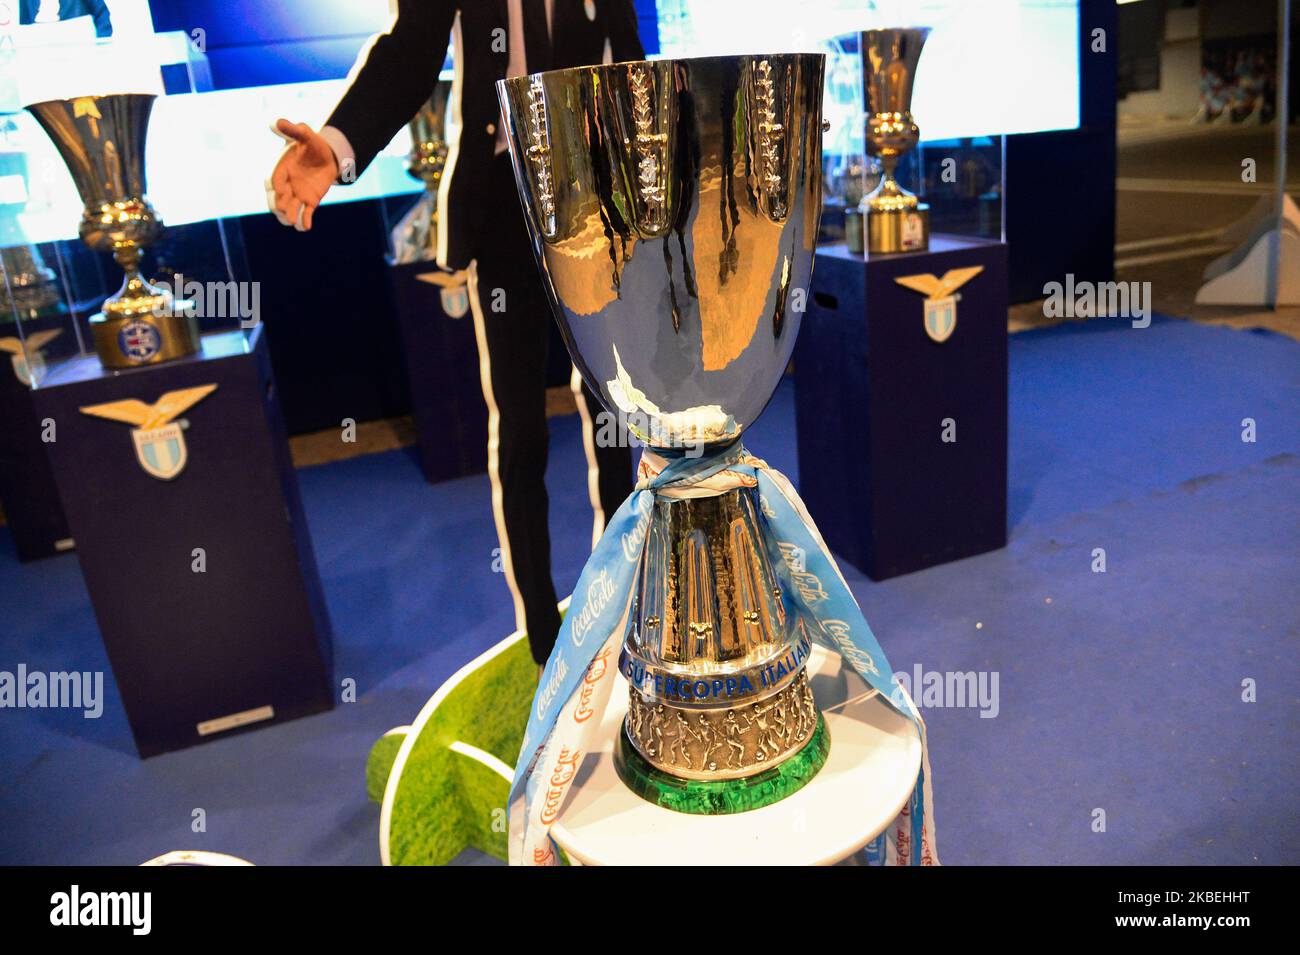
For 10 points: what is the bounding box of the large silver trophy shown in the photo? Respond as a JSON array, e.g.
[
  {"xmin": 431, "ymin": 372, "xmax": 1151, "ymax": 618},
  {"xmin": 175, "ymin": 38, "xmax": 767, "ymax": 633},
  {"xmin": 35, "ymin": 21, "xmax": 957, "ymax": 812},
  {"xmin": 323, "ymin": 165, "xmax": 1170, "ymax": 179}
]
[
  {"xmin": 27, "ymin": 94, "xmax": 198, "ymax": 369},
  {"xmin": 498, "ymin": 54, "xmax": 828, "ymax": 812}
]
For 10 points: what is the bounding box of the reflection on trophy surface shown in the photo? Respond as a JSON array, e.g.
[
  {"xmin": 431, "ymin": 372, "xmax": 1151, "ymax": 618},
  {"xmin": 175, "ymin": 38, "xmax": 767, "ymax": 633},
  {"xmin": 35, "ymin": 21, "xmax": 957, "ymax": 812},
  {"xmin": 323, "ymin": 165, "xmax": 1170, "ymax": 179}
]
[
  {"xmin": 860, "ymin": 27, "xmax": 931, "ymax": 254},
  {"xmin": 391, "ymin": 79, "xmax": 454, "ymax": 264},
  {"xmin": 498, "ymin": 54, "xmax": 829, "ymax": 808},
  {"xmin": 27, "ymin": 93, "xmax": 198, "ymax": 369}
]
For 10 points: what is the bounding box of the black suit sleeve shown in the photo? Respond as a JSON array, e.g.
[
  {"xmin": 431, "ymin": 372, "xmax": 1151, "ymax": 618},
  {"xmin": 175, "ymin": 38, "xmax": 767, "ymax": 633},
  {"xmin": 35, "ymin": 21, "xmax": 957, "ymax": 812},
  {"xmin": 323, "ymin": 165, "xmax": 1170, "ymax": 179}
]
[
  {"xmin": 325, "ymin": 0, "xmax": 458, "ymax": 178},
  {"xmin": 603, "ymin": 0, "xmax": 645, "ymax": 62}
]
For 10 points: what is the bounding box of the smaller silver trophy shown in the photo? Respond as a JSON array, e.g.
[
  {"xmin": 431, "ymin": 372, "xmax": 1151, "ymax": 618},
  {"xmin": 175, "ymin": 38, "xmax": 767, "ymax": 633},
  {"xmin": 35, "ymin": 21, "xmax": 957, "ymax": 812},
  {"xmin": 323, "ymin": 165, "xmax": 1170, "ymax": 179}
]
[
  {"xmin": 28, "ymin": 94, "xmax": 198, "ymax": 369},
  {"xmin": 391, "ymin": 80, "xmax": 453, "ymax": 264},
  {"xmin": 860, "ymin": 27, "xmax": 931, "ymax": 254}
]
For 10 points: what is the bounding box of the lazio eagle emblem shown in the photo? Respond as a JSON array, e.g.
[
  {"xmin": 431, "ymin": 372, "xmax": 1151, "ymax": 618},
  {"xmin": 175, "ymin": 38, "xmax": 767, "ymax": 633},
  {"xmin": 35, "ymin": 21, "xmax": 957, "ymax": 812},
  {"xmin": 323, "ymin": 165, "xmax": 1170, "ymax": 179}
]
[
  {"xmin": 416, "ymin": 267, "xmax": 471, "ymax": 319},
  {"xmin": 0, "ymin": 330, "xmax": 62, "ymax": 386},
  {"xmin": 80, "ymin": 385, "xmax": 218, "ymax": 481},
  {"xmin": 894, "ymin": 266, "xmax": 985, "ymax": 344}
]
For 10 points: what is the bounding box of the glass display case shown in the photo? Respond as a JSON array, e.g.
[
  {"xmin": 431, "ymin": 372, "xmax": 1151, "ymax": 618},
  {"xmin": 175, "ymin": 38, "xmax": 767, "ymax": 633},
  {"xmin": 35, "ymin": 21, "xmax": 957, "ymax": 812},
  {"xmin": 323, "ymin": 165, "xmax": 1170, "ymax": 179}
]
[
  {"xmin": 0, "ymin": 23, "xmax": 253, "ymax": 387},
  {"xmin": 819, "ymin": 31, "xmax": 1005, "ymax": 250},
  {"xmin": 374, "ymin": 67, "xmax": 488, "ymax": 486},
  {"xmin": 375, "ymin": 71, "xmax": 452, "ymax": 271},
  {"xmin": 915, "ymin": 136, "xmax": 1004, "ymax": 242},
  {"xmin": 655, "ymin": 1, "xmax": 1074, "ymax": 253}
]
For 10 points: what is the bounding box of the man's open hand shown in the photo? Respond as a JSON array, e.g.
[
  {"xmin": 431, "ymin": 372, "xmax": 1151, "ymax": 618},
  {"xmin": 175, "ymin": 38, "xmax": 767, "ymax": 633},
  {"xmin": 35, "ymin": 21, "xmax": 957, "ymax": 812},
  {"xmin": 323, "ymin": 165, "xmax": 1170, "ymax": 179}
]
[{"xmin": 267, "ymin": 119, "xmax": 339, "ymax": 231}]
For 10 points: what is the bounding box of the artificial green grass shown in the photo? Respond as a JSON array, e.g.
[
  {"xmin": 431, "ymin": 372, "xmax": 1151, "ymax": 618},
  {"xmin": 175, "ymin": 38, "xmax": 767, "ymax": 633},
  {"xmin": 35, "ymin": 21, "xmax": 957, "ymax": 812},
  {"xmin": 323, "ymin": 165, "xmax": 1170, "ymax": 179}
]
[
  {"xmin": 365, "ymin": 730, "xmax": 407, "ymax": 804},
  {"xmin": 376, "ymin": 635, "xmax": 537, "ymax": 865}
]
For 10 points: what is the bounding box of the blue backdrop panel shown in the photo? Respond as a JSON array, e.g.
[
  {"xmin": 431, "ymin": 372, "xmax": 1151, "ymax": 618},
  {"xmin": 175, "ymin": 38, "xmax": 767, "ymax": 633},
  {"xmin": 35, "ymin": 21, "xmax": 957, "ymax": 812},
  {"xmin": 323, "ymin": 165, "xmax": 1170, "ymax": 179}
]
[{"xmin": 149, "ymin": 0, "xmax": 661, "ymax": 90}]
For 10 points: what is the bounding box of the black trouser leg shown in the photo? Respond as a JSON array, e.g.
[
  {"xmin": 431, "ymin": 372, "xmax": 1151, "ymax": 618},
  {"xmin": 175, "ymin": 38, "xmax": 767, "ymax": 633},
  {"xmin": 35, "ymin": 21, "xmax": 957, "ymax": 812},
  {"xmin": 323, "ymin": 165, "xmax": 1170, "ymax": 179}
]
[
  {"xmin": 472, "ymin": 160, "xmax": 560, "ymax": 663},
  {"xmin": 472, "ymin": 156, "xmax": 635, "ymax": 663},
  {"xmin": 572, "ymin": 375, "xmax": 635, "ymax": 541}
]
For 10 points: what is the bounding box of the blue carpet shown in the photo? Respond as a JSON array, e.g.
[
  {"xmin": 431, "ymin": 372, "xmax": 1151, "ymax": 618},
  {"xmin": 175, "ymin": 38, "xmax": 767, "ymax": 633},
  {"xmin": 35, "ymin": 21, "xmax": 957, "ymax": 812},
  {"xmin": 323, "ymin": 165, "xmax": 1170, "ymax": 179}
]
[{"xmin": 1, "ymin": 316, "xmax": 1297, "ymax": 864}]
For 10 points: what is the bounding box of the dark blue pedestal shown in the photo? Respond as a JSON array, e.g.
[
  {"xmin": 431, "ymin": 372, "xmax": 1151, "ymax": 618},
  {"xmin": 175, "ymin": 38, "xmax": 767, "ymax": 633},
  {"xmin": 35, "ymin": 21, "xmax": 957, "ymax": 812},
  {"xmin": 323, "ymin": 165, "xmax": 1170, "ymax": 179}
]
[
  {"xmin": 0, "ymin": 352, "xmax": 73, "ymax": 562},
  {"xmin": 387, "ymin": 260, "xmax": 487, "ymax": 484},
  {"xmin": 30, "ymin": 328, "xmax": 334, "ymax": 756},
  {"xmin": 795, "ymin": 235, "xmax": 1009, "ymax": 580}
]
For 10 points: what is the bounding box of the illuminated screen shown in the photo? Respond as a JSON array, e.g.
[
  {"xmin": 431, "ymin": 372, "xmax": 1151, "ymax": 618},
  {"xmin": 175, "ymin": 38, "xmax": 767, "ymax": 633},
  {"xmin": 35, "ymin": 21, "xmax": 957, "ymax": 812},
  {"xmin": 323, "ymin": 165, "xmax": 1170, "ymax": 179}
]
[
  {"xmin": 146, "ymin": 0, "xmax": 415, "ymax": 90},
  {"xmin": 657, "ymin": 0, "xmax": 1081, "ymax": 141},
  {"xmin": 6, "ymin": 0, "xmax": 1079, "ymax": 242}
]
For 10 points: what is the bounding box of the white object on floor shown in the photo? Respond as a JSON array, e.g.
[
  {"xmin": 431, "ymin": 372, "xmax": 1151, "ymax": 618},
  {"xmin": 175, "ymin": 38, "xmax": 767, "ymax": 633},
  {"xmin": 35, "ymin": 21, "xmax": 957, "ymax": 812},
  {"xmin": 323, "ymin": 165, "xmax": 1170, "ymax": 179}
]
[
  {"xmin": 139, "ymin": 851, "xmax": 254, "ymax": 866},
  {"xmin": 550, "ymin": 644, "xmax": 922, "ymax": 866},
  {"xmin": 1195, "ymin": 194, "xmax": 1300, "ymax": 306},
  {"xmin": 1196, "ymin": 0, "xmax": 1295, "ymax": 306}
]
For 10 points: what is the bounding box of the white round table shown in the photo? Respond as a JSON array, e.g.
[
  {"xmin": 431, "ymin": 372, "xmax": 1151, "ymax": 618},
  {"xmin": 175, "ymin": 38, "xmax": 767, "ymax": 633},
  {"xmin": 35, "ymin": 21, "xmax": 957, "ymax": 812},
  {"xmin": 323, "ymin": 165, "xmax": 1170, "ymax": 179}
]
[{"xmin": 551, "ymin": 645, "xmax": 922, "ymax": 866}]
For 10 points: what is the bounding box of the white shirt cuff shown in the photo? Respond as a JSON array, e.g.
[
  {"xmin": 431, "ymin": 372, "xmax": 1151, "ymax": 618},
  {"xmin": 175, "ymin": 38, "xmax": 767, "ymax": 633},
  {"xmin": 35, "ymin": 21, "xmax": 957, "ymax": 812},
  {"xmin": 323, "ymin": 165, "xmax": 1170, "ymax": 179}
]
[{"xmin": 320, "ymin": 125, "xmax": 357, "ymax": 184}]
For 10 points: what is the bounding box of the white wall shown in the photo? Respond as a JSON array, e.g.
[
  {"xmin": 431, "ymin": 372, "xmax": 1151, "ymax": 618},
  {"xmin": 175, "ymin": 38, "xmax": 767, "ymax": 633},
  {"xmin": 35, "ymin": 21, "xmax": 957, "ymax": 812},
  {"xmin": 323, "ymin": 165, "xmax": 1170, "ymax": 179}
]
[{"xmin": 1119, "ymin": 5, "xmax": 1202, "ymax": 119}]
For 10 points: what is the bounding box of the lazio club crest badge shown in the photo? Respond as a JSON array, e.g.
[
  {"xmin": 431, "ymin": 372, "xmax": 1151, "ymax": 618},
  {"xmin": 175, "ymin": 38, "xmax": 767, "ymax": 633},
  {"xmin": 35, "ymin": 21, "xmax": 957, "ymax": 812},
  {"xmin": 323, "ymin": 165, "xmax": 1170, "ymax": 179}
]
[
  {"xmin": 416, "ymin": 268, "xmax": 471, "ymax": 319},
  {"xmin": 0, "ymin": 330, "xmax": 61, "ymax": 386},
  {"xmin": 80, "ymin": 385, "xmax": 218, "ymax": 481},
  {"xmin": 895, "ymin": 266, "xmax": 985, "ymax": 344},
  {"xmin": 117, "ymin": 319, "xmax": 164, "ymax": 362}
]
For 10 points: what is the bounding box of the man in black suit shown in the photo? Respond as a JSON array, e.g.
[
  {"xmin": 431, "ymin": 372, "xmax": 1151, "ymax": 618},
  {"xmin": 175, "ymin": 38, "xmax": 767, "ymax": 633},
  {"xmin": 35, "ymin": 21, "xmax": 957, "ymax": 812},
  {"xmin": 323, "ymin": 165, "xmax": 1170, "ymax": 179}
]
[{"xmin": 269, "ymin": 1, "xmax": 644, "ymax": 666}]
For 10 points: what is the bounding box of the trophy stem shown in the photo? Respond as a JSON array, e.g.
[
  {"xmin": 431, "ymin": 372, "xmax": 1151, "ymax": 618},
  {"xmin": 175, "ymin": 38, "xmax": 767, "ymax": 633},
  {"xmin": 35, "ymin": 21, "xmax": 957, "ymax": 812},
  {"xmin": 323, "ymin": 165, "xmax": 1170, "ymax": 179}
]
[
  {"xmin": 864, "ymin": 154, "xmax": 918, "ymax": 211},
  {"xmin": 88, "ymin": 244, "xmax": 199, "ymax": 369},
  {"xmin": 113, "ymin": 245, "xmax": 140, "ymax": 273},
  {"xmin": 862, "ymin": 152, "xmax": 930, "ymax": 253},
  {"xmin": 103, "ymin": 244, "xmax": 173, "ymax": 320},
  {"xmin": 879, "ymin": 153, "xmax": 900, "ymax": 187}
]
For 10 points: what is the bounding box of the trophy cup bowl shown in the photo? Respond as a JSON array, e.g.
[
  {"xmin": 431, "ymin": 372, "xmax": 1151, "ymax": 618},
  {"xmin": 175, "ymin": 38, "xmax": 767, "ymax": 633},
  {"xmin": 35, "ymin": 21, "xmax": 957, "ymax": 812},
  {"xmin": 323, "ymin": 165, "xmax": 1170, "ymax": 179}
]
[
  {"xmin": 499, "ymin": 53, "xmax": 830, "ymax": 812},
  {"xmin": 27, "ymin": 94, "xmax": 198, "ymax": 369},
  {"xmin": 859, "ymin": 27, "xmax": 931, "ymax": 254}
]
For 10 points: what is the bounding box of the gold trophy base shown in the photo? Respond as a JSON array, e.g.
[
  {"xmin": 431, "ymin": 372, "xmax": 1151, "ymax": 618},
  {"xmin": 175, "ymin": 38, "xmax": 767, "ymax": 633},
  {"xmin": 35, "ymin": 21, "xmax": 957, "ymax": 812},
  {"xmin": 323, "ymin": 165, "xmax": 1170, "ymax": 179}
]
[
  {"xmin": 90, "ymin": 306, "xmax": 200, "ymax": 370},
  {"xmin": 866, "ymin": 203, "xmax": 930, "ymax": 255}
]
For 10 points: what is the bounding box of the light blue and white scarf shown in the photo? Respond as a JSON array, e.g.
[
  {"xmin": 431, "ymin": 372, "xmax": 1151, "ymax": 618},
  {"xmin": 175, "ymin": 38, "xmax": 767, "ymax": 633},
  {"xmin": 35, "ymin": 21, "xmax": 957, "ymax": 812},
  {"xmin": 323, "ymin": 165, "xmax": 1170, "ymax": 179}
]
[{"xmin": 509, "ymin": 441, "xmax": 938, "ymax": 866}]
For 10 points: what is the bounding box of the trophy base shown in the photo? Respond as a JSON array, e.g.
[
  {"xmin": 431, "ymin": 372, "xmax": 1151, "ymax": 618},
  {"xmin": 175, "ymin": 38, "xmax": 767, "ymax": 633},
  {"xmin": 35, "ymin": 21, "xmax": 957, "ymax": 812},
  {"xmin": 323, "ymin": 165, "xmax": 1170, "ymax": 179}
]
[
  {"xmin": 91, "ymin": 305, "xmax": 200, "ymax": 370},
  {"xmin": 866, "ymin": 203, "xmax": 930, "ymax": 255},
  {"xmin": 614, "ymin": 714, "xmax": 829, "ymax": 815}
]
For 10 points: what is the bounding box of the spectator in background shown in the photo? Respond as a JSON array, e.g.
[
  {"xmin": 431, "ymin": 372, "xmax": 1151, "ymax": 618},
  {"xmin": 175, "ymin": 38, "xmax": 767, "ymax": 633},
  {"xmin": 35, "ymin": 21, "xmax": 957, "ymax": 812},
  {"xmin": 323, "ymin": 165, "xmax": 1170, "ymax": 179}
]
[
  {"xmin": 1193, "ymin": 47, "xmax": 1274, "ymax": 127},
  {"xmin": 1192, "ymin": 58, "xmax": 1228, "ymax": 124}
]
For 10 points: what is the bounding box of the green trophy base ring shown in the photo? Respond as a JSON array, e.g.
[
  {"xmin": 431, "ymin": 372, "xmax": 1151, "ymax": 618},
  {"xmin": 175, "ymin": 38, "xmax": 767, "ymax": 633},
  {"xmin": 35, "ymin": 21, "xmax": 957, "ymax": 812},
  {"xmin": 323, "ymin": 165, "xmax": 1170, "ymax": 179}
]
[{"xmin": 614, "ymin": 715, "xmax": 830, "ymax": 815}]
